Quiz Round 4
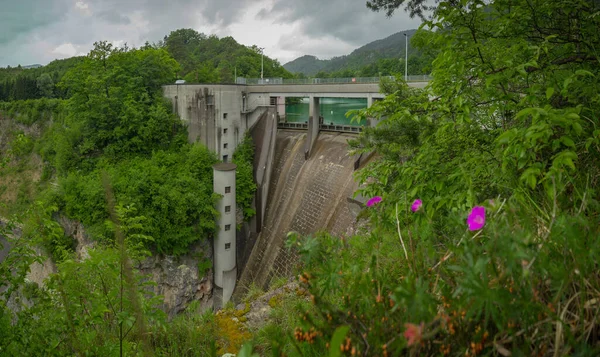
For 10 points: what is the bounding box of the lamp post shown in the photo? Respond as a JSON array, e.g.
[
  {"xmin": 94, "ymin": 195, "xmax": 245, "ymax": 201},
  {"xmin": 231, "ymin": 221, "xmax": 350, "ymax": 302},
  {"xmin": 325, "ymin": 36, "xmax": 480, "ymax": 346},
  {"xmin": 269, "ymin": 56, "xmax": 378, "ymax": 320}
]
[
  {"xmin": 404, "ymin": 33, "xmax": 408, "ymax": 82},
  {"xmin": 259, "ymin": 47, "xmax": 265, "ymax": 81}
]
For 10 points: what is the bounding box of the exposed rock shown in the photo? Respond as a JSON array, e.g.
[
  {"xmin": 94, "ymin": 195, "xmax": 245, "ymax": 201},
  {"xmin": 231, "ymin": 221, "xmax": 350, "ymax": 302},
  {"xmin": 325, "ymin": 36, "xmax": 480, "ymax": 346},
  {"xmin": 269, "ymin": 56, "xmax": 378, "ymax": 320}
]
[
  {"xmin": 57, "ymin": 215, "xmax": 94, "ymax": 260},
  {"xmin": 26, "ymin": 255, "xmax": 55, "ymax": 286},
  {"xmin": 57, "ymin": 215, "xmax": 215, "ymax": 318},
  {"xmin": 235, "ymin": 280, "xmax": 300, "ymax": 331},
  {"xmin": 138, "ymin": 238, "xmax": 214, "ymax": 318}
]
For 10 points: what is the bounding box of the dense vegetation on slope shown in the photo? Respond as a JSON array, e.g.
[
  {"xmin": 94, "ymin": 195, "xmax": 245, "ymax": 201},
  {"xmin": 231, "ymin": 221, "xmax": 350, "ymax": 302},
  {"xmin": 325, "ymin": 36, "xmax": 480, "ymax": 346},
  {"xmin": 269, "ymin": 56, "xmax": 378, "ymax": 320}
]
[
  {"xmin": 0, "ymin": 57, "xmax": 85, "ymax": 101},
  {"xmin": 162, "ymin": 28, "xmax": 293, "ymax": 83},
  {"xmin": 283, "ymin": 29, "xmax": 437, "ymax": 77},
  {"xmin": 0, "ymin": 29, "xmax": 291, "ymax": 102},
  {"xmin": 0, "ymin": 40, "xmax": 258, "ymax": 354},
  {"xmin": 240, "ymin": 0, "xmax": 600, "ymax": 355},
  {"xmin": 192, "ymin": 0, "xmax": 600, "ymax": 356},
  {"xmin": 2, "ymin": 0, "xmax": 600, "ymax": 354},
  {"xmin": 1, "ymin": 40, "xmax": 258, "ymax": 254}
]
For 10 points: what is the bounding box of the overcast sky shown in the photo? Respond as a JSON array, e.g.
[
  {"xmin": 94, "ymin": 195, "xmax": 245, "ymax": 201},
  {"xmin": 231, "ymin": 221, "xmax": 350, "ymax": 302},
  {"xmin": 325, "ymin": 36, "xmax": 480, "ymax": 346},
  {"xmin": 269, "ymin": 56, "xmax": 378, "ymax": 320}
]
[{"xmin": 0, "ymin": 0, "xmax": 421, "ymax": 67}]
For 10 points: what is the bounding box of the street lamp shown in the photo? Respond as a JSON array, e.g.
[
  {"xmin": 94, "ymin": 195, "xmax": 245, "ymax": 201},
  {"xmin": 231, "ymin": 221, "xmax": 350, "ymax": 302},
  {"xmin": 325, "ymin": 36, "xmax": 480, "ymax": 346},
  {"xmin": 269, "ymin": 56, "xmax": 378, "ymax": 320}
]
[
  {"xmin": 259, "ymin": 47, "xmax": 265, "ymax": 81},
  {"xmin": 404, "ymin": 33, "xmax": 408, "ymax": 82}
]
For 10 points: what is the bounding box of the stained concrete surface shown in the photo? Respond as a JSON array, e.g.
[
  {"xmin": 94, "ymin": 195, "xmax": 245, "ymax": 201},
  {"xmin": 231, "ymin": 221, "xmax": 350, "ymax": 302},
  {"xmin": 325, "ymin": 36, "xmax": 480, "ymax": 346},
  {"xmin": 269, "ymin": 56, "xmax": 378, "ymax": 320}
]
[{"xmin": 235, "ymin": 130, "xmax": 361, "ymax": 296}]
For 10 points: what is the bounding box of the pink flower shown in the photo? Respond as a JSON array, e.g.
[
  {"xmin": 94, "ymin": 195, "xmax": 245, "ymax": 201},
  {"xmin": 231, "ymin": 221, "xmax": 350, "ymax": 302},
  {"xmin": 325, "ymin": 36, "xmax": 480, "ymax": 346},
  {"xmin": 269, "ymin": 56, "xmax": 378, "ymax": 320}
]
[
  {"xmin": 467, "ymin": 206, "xmax": 486, "ymax": 231},
  {"xmin": 404, "ymin": 322, "xmax": 424, "ymax": 347},
  {"xmin": 411, "ymin": 199, "xmax": 422, "ymax": 212},
  {"xmin": 366, "ymin": 196, "xmax": 382, "ymax": 207}
]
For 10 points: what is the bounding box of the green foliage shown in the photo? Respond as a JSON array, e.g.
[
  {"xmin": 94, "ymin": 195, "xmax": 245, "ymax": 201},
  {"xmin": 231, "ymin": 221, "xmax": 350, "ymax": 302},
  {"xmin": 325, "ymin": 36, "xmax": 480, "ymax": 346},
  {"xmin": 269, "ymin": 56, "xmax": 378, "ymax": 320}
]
[
  {"xmin": 58, "ymin": 41, "xmax": 184, "ymax": 161},
  {"xmin": 0, "ymin": 215, "xmax": 43, "ymax": 301},
  {"xmin": 162, "ymin": 29, "xmax": 293, "ymax": 82},
  {"xmin": 0, "ymin": 202, "xmax": 167, "ymax": 356},
  {"xmin": 36, "ymin": 73, "xmax": 54, "ymax": 98},
  {"xmin": 9, "ymin": 132, "xmax": 34, "ymax": 157},
  {"xmin": 283, "ymin": 195, "xmax": 600, "ymax": 355},
  {"xmin": 0, "ymin": 97, "xmax": 65, "ymax": 125},
  {"xmin": 243, "ymin": 283, "xmax": 264, "ymax": 303},
  {"xmin": 151, "ymin": 302, "xmax": 218, "ymax": 356},
  {"xmin": 233, "ymin": 133, "xmax": 257, "ymax": 220},
  {"xmin": 197, "ymin": 256, "xmax": 212, "ymax": 277},
  {"xmin": 57, "ymin": 145, "xmax": 219, "ymax": 255},
  {"xmin": 22, "ymin": 202, "xmax": 75, "ymax": 263},
  {"xmin": 0, "ymin": 57, "xmax": 85, "ymax": 101},
  {"xmin": 1, "ymin": 41, "xmax": 221, "ymax": 256},
  {"xmin": 260, "ymin": 0, "xmax": 600, "ymax": 355},
  {"xmin": 0, "ymin": 246, "xmax": 166, "ymax": 355}
]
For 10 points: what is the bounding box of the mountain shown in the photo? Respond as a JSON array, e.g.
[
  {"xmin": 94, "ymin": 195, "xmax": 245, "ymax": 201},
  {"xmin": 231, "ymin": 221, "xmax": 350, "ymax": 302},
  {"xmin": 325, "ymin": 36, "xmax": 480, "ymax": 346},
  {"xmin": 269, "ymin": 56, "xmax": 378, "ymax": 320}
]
[
  {"xmin": 283, "ymin": 55, "xmax": 328, "ymax": 76},
  {"xmin": 162, "ymin": 29, "xmax": 293, "ymax": 83},
  {"xmin": 283, "ymin": 29, "xmax": 427, "ymax": 76}
]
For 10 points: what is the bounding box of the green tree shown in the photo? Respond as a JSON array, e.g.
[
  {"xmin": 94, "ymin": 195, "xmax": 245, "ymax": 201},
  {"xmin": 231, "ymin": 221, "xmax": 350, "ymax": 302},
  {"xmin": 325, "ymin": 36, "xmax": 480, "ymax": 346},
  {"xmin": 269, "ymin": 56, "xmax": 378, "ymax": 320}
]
[
  {"xmin": 59, "ymin": 41, "xmax": 182, "ymax": 162},
  {"xmin": 232, "ymin": 134, "xmax": 257, "ymax": 220},
  {"xmin": 261, "ymin": 0, "xmax": 600, "ymax": 355},
  {"xmin": 36, "ymin": 73, "xmax": 54, "ymax": 98}
]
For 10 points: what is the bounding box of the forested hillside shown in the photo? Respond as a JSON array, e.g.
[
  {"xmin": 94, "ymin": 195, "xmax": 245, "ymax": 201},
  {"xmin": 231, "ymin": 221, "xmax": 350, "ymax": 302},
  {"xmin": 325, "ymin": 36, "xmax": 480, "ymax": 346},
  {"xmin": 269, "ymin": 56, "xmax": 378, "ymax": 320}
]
[
  {"xmin": 162, "ymin": 29, "xmax": 293, "ymax": 83},
  {"xmin": 2, "ymin": 0, "xmax": 600, "ymax": 354},
  {"xmin": 0, "ymin": 39, "xmax": 258, "ymax": 354},
  {"xmin": 0, "ymin": 56, "xmax": 85, "ymax": 101},
  {"xmin": 0, "ymin": 29, "xmax": 291, "ymax": 103},
  {"xmin": 283, "ymin": 29, "xmax": 437, "ymax": 77}
]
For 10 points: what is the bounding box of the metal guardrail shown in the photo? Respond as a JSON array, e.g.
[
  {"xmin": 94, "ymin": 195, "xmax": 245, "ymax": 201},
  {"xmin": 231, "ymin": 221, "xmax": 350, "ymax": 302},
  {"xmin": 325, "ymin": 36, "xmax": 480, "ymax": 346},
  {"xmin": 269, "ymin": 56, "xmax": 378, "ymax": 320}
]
[
  {"xmin": 320, "ymin": 124, "xmax": 363, "ymax": 133},
  {"xmin": 277, "ymin": 122, "xmax": 363, "ymax": 134},
  {"xmin": 278, "ymin": 122, "xmax": 308, "ymax": 130},
  {"xmin": 237, "ymin": 75, "xmax": 431, "ymax": 85}
]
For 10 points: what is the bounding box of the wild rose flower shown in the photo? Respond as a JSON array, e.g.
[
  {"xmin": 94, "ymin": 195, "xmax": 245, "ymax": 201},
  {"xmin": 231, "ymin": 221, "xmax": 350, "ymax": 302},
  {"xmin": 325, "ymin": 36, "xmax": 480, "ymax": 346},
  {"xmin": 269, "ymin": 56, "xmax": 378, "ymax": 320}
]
[
  {"xmin": 411, "ymin": 199, "xmax": 422, "ymax": 212},
  {"xmin": 367, "ymin": 196, "xmax": 382, "ymax": 207},
  {"xmin": 404, "ymin": 322, "xmax": 424, "ymax": 347},
  {"xmin": 467, "ymin": 206, "xmax": 486, "ymax": 231}
]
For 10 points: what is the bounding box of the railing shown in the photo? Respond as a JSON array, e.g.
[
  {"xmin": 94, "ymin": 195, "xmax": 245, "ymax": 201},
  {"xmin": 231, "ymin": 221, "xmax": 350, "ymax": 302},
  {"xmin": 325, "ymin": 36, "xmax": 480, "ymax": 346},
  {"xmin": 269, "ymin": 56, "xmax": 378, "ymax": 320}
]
[
  {"xmin": 278, "ymin": 122, "xmax": 308, "ymax": 130},
  {"xmin": 237, "ymin": 75, "xmax": 431, "ymax": 85},
  {"xmin": 320, "ymin": 124, "xmax": 363, "ymax": 133},
  {"xmin": 277, "ymin": 122, "xmax": 363, "ymax": 134}
]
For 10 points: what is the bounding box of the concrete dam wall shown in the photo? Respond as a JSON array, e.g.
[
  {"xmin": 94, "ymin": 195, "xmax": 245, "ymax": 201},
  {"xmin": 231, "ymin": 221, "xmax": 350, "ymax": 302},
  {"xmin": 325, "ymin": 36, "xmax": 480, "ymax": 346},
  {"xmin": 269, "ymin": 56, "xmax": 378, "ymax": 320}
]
[{"xmin": 236, "ymin": 130, "xmax": 363, "ymax": 295}]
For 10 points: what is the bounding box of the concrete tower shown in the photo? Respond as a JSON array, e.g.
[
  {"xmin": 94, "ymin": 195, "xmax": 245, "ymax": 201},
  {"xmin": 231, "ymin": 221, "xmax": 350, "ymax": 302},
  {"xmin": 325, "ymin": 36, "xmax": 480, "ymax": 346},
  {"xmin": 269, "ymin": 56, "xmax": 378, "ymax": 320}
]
[{"xmin": 213, "ymin": 163, "xmax": 237, "ymax": 305}]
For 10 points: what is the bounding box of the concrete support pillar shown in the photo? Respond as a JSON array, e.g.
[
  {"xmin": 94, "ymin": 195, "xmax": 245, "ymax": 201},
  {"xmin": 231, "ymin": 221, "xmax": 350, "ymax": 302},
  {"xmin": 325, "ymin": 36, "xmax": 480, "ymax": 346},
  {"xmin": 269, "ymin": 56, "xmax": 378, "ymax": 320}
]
[
  {"xmin": 305, "ymin": 96, "xmax": 321, "ymax": 159},
  {"xmin": 309, "ymin": 95, "xmax": 320, "ymax": 123},
  {"xmin": 367, "ymin": 96, "xmax": 379, "ymax": 127},
  {"xmin": 277, "ymin": 96, "xmax": 286, "ymax": 122},
  {"xmin": 213, "ymin": 163, "xmax": 237, "ymax": 305}
]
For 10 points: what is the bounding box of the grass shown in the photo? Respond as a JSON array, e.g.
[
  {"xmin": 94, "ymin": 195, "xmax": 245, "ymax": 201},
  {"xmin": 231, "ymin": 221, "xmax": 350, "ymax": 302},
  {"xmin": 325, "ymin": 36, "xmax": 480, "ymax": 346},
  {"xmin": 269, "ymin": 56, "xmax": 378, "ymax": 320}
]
[{"xmin": 243, "ymin": 282, "xmax": 264, "ymax": 303}]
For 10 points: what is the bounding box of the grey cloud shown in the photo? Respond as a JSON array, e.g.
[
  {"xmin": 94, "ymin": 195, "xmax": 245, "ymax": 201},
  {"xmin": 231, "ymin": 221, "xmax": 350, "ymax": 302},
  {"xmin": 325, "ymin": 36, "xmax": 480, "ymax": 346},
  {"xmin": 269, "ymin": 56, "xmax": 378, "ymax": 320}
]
[
  {"xmin": 0, "ymin": 0, "xmax": 421, "ymax": 67},
  {"xmin": 0, "ymin": 0, "xmax": 263, "ymax": 66},
  {"xmin": 96, "ymin": 9, "xmax": 131, "ymax": 25},
  {"xmin": 0, "ymin": 0, "xmax": 70, "ymax": 45},
  {"xmin": 276, "ymin": 33, "xmax": 355, "ymax": 59},
  {"xmin": 86, "ymin": 0, "xmax": 255, "ymax": 29},
  {"xmin": 261, "ymin": 0, "xmax": 421, "ymax": 49}
]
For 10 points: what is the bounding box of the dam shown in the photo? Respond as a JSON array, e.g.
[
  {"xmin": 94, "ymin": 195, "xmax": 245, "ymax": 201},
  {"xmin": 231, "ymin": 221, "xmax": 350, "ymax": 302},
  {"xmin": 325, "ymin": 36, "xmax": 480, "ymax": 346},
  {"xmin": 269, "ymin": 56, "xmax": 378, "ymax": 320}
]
[
  {"xmin": 236, "ymin": 130, "xmax": 365, "ymax": 295},
  {"xmin": 162, "ymin": 78, "xmax": 426, "ymax": 304}
]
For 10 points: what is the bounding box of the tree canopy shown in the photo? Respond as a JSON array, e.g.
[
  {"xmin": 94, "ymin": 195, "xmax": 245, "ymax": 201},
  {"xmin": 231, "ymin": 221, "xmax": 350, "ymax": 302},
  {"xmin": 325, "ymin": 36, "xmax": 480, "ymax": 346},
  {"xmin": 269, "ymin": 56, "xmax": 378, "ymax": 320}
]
[
  {"xmin": 366, "ymin": 0, "xmax": 437, "ymax": 18},
  {"xmin": 243, "ymin": 0, "xmax": 600, "ymax": 355},
  {"xmin": 162, "ymin": 28, "xmax": 293, "ymax": 82}
]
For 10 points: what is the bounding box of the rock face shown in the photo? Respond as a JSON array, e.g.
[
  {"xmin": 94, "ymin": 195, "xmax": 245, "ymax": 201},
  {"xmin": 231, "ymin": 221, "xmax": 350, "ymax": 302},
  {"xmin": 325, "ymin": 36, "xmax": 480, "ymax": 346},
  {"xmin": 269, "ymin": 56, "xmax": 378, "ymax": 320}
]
[
  {"xmin": 58, "ymin": 216, "xmax": 214, "ymax": 318},
  {"xmin": 138, "ymin": 239, "xmax": 214, "ymax": 318},
  {"xmin": 235, "ymin": 281, "xmax": 300, "ymax": 331},
  {"xmin": 57, "ymin": 215, "xmax": 94, "ymax": 261}
]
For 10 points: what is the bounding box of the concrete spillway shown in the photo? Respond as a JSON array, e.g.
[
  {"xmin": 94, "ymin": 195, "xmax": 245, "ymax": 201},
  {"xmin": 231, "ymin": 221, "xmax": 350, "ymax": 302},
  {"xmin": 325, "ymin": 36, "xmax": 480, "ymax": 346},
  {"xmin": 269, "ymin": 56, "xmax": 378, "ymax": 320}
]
[{"xmin": 236, "ymin": 130, "xmax": 362, "ymax": 294}]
